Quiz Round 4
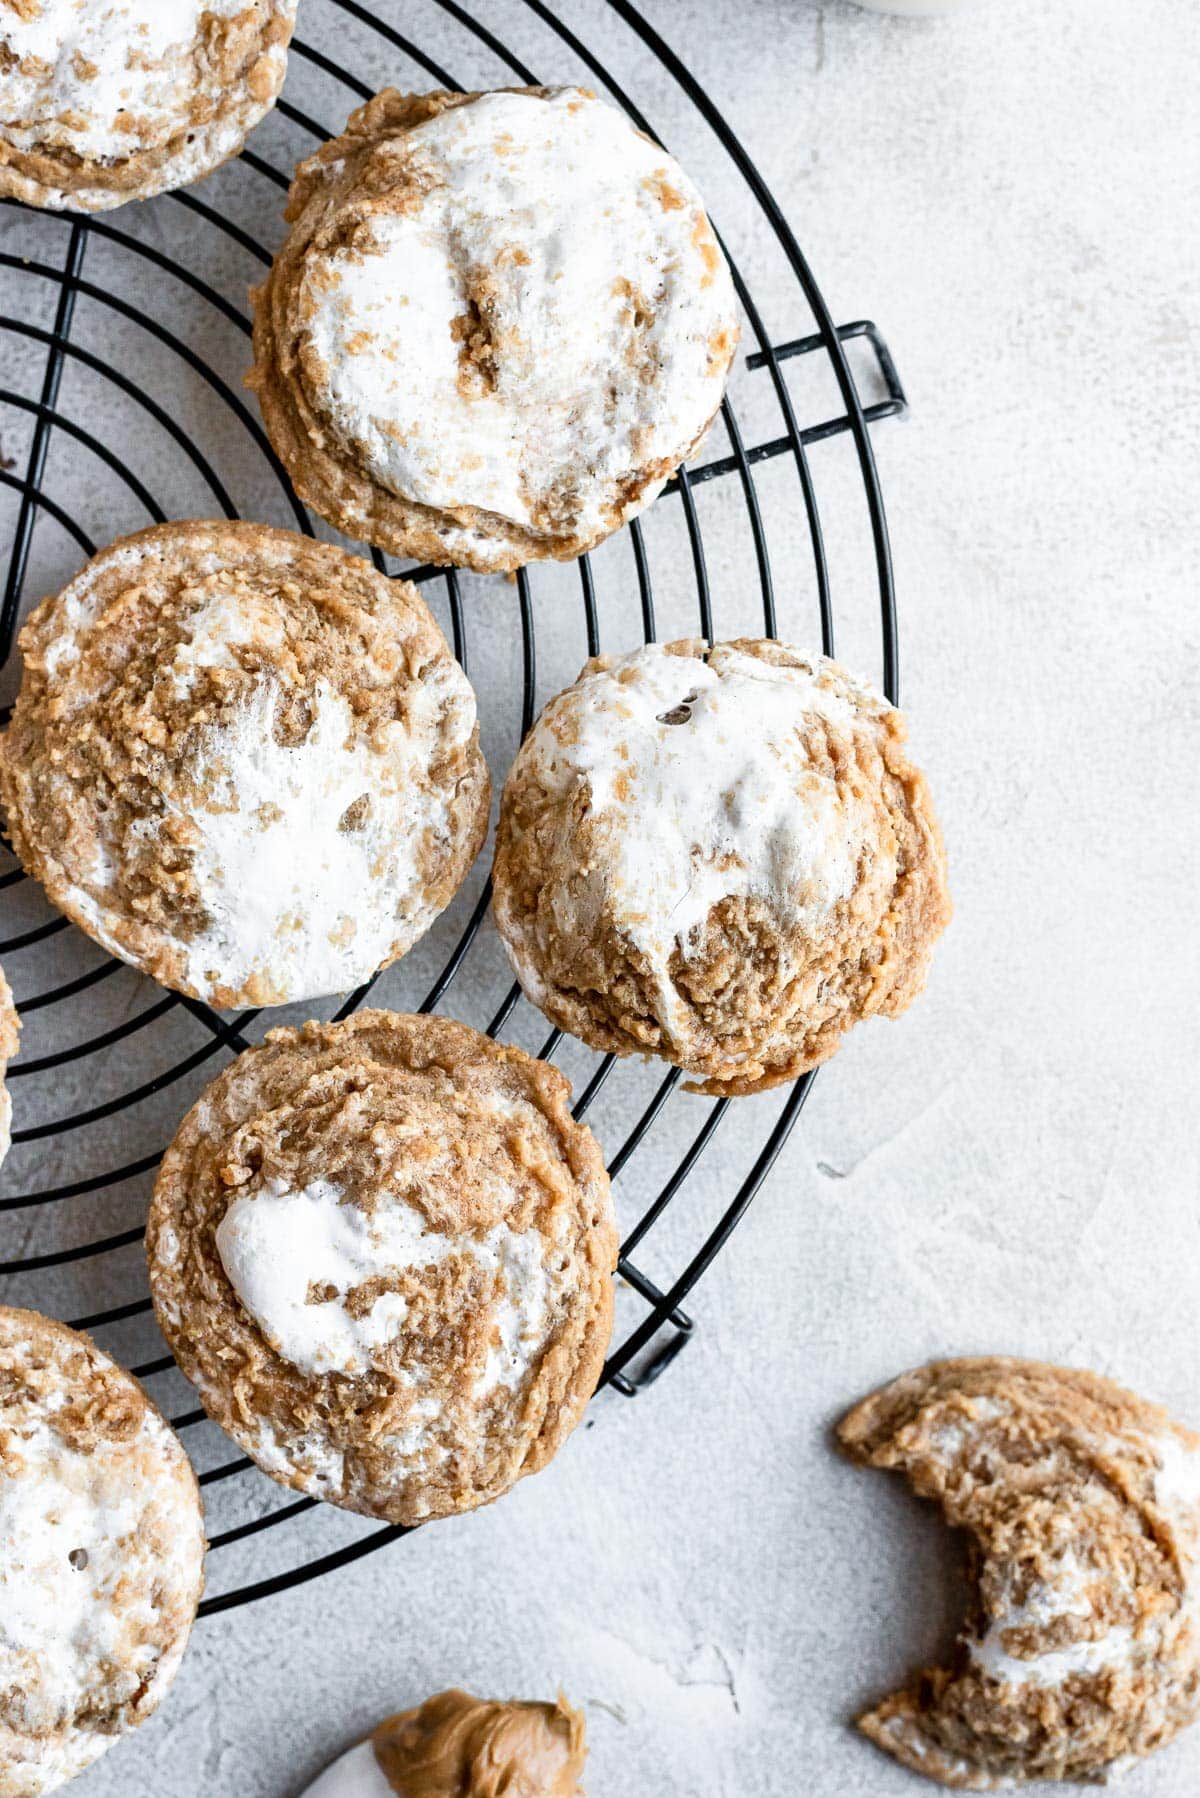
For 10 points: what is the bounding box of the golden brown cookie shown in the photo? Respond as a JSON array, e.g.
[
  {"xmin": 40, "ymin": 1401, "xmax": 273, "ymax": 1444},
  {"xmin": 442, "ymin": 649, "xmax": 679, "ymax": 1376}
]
[
  {"xmin": 304, "ymin": 1690, "xmax": 587, "ymax": 1797},
  {"xmin": 249, "ymin": 85, "xmax": 738, "ymax": 572},
  {"xmin": 0, "ymin": 1306, "xmax": 205, "ymax": 1796},
  {"xmin": 147, "ymin": 1011, "xmax": 617, "ymax": 1525},
  {"xmin": 0, "ymin": 0, "xmax": 296, "ymax": 212},
  {"xmin": 839, "ymin": 1356, "xmax": 1200, "ymax": 1788},
  {"xmin": 492, "ymin": 638, "xmax": 950, "ymax": 1096},
  {"xmin": 0, "ymin": 521, "xmax": 490, "ymax": 1009},
  {"xmin": 0, "ymin": 964, "xmax": 17, "ymax": 1170}
]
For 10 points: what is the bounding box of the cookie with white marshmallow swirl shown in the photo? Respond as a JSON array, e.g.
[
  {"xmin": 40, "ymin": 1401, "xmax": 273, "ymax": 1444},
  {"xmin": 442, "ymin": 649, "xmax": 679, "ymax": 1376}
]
[
  {"xmin": 0, "ymin": 1307, "xmax": 204, "ymax": 1797},
  {"xmin": 147, "ymin": 1011, "xmax": 617, "ymax": 1525},
  {"xmin": 0, "ymin": 522, "xmax": 489, "ymax": 1009},
  {"xmin": 840, "ymin": 1357, "xmax": 1200, "ymax": 1788},
  {"xmin": 249, "ymin": 85, "xmax": 738, "ymax": 571},
  {"xmin": 492, "ymin": 639, "xmax": 950, "ymax": 1096},
  {"xmin": 0, "ymin": 0, "xmax": 295, "ymax": 212}
]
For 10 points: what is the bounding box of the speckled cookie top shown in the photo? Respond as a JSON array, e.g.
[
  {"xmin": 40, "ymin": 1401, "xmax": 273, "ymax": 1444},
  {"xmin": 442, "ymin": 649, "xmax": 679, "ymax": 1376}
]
[
  {"xmin": 840, "ymin": 1357, "xmax": 1200, "ymax": 1788},
  {"xmin": 492, "ymin": 639, "xmax": 951, "ymax": 1095},
  {"xmin": 0, "ymin": 0, "xmax": 295, "ymax": 210},
  {"xmin": 0, "ymin": 521, "xmax": 489, "ymax": 1009},
  {"xmin": 0, "ymin": 1306, "xmax": 204, "ymax": 1798},
  {"xmin": 250, "ymin": 85, "xmax": 738, "ymax": 571},
  {"xmin": 0, "ymin": 964, "xmax": 17, "ymax": 1171},
  {"xmin": 147, "ymin": 1011, "xmax": 617, "ymax": 1526}
]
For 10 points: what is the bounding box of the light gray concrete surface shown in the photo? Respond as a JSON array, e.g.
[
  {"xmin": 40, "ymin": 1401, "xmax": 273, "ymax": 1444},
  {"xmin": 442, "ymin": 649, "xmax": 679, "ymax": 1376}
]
[{"xmin": 1, "ymin": 0, "xmax": 1198, "ymax": 1792}]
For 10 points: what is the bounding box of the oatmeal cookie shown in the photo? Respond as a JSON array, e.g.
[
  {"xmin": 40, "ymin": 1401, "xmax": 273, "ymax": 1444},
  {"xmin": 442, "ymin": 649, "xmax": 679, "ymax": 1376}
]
[
  {"xmin": 305, "ymin": 1690, "xmax": 587, "ymax": 1797},
  {"xmin": 0, "ymin": 1306, "xmax": 204, "ymax": 1797},
  {"xmin": 0, "ymin": 965, "xmax": 17, "ymax": 1169},
  {"xmin": 492, "ymin": 639, "xmax": 950, "ymax": 1097},
  {"xmin": 249, "ymin": 85, "xmax": 738, "ymax": 572},
  {"xmin": 839, "ymin": 1357, "xmax": 1200, "ymax": 1788},
  {"xmin": 147, "ymin": 1011, "xmax": 617, "ymax": 1525},
  {"xmin": 0, "ymin": 0, "xmax": 296, "ymax": 212},
  {"xmin": 0, "ymin": 521, "xmax": 489, "ymax": 1009}
]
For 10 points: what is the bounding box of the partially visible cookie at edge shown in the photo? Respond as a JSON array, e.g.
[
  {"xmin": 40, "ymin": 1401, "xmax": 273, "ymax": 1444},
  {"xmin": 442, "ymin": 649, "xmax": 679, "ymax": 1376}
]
[
  {"xmin": 147, "ymin": 1010, "xmax": 618, "ymax": 1525},
  {"xmin": 0, "ymin": 1, "xmax": 297, "ymax": 212},
  {"xmin": 0, "ymin": 1306, "xmax": 205, "ymax": 1797},
  {"xmin": 249, "ymin": 85, "xmax": 738, "ymax": 572},
  {"xmin": 0, "ymin": 964, "xmax": 17, "ymax": 1169},
  {"xmin": 492, "ymin": 638, "xmax": 950, "ymax": 1096},
  {"xmin": 0, "ymin": 521, "xmax": 490, "ymax": 1009},
  {"xmin": 839, "ymin": 1356, "xmax": 1200, "ymax": 1788}
]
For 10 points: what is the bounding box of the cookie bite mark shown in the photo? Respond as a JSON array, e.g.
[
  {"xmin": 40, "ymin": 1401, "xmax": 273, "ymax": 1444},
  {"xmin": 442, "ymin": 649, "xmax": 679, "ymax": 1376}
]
[
  {"xmin": 250, "ymin": 85, "xmax": 739, "ymax": 571},
  {"xmin": 147, "ymin": 1012, "xmax": 617, "ymax": 1525},
  {"xmin": 492, "ymin": 638, "xmax": 950, "ymax": 1096},
  {"xmin": 839, "ymin": 1357, "xmax": 1200, "ymax": 1788}
]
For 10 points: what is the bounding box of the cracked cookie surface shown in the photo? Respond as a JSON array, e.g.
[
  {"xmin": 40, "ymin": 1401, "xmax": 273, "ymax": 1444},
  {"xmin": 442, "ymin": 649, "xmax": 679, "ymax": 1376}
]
[
  {"xmin": 492, "ymin": 638, "xmax": 950, "ymax": 1096},
  {"xmin": 249, "ymin": 85, "xmax": 738, "ymax": 571},
  {"xmin": 0, "ymin": 1306, "xmax": 204, "ymax": 1798},
  {"xmin": 840, "ymin": 1357, "xmax": 1200, "ymax": 1788},
  {"xmin": 147, "ymin": 1011, "xmax": 617, "ymax": 1525},
  {"xmin": 0, "ymin": 0, "xmax": 295, "ymax": 211},
  {"xmin": 0, "ymin": 521, "xmax": 489, "ymax": 1008}
]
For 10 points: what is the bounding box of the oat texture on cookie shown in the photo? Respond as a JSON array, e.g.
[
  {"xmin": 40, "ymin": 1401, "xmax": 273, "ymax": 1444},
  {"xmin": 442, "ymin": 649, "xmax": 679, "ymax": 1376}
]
[
  {"xmin": 0, "ymin": 521, "xmax": 490, "ymax": 1009},
  {"xmin": 492, "ymin": 638, "xmax": 951, "ymax": 1097},
  {"xmin": 0, "ymin": 964, "xmax": 17, "ymax": 1170},
  {"xmin": 249, "ymin": 85, "xmax": 739, "ymax": 571},
  {"xmin": 839, "ymin": 1357, "xmax": 1200, "ymax": 1788},
  {"xmin": 0, "ymin": 0, "xmax": 296, "ymax": 211},
  {"xmin": 0, "ymin": 1307, "xmax": 204, "ymax": 1798},
  {"xmin": 147, "ymin": 1011, "xmax": 618, "ymax": 1526}
]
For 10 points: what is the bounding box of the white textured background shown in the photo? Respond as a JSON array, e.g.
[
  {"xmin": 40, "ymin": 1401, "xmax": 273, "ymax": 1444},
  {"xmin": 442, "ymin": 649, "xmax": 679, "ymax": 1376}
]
[{"xmin": 2, "ymin": 0, "xmax": 1198, "ymax": 1793}]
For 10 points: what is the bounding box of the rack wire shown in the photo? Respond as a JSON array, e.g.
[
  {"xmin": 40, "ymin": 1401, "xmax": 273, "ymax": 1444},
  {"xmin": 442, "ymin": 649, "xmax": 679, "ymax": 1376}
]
[{"xmin": 0, "ymin": 0, "xmax": 907, "ymax": 1613}]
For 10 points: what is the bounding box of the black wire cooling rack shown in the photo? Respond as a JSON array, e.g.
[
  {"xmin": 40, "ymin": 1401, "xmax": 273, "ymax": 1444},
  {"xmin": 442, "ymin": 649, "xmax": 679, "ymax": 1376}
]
[{"xmin": 0, "ymin": 0, "xmax": 907, "ymax": 1614}]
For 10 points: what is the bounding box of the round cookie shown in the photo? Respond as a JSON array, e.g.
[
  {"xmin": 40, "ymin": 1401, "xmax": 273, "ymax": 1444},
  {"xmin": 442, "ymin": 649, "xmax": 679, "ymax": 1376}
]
[
  {"xmin": 839, "ymin": 1357, "xmax": 1200, "ymax": 1788},
  {"xmin": 0, "ymin": 964, "xmax": 18, "ymax": 1170},
  {"xmin": 0, "ymin": 1306, "xmax": 204, "ymax": 1796},
  {"xmin": 147, "ymin": 1011, "xmax": 618, "ymax": 1525},
  {"xmin": 0, "ymin": 521, "xmax": 490, "ymax": 1009},
  {"xmin": 0, "ymin": 0, "xmax": 296, "ymax": 212},
  {"xmin": 249, "ymin": 85, "xmax": 738, "ymax": 572},
  {"xmin": 492, "ymin": 639, "xmax": 951, "ymax": 1097},
  {"xmin": 304, "ymin": 1690, "xmax": 587, "ymax": 1797}
]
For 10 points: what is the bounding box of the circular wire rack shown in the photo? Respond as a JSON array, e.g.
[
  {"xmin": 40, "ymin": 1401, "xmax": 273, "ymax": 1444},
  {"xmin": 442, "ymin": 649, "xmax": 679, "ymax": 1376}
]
[{"xmin": 0, "ymin": 0, "xmax": 907, "ymax": 1615}]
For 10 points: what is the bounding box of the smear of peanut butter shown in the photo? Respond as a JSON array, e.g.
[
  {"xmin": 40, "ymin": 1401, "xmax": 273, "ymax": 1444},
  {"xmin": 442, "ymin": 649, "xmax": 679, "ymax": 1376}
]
[{"xmin": 371, "ymin": 1689, "xmax": 587, "ymax": 1796}]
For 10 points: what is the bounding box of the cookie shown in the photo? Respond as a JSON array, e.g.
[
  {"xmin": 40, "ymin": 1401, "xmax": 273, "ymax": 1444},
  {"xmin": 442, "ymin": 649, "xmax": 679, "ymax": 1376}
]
[
  {"xmin": 0, "ymin": 1306, "xmax": 204, "ymax": 1796},
  {"xmin": 0, "ymin": 522, "xmax": 489, "ymax": 1009},
  {"xmin": 0, "ymin": 0, "xmax": 295, "ymax": 213},
  {"xmin": 304, "ymin": 1690, "xmax": 587, "ymax": 1797},
  {"xmin": 492, "ymin": 639, "xmax": 951, "ymax": 1097},
  {"xmin": 147, "ymin": 1011, "xmax": 617, "ymax": 1525},
  {"xmin": 0, "ymin": 964, "xmax": 17, "ymax": 1170},
  {"xmin": 839, "ymin": 1356, "xmax": 1200, "ymax": 1788},
  {"xmin": 249, "ymin": 85, "xmax": 738, "ymax": 572}
]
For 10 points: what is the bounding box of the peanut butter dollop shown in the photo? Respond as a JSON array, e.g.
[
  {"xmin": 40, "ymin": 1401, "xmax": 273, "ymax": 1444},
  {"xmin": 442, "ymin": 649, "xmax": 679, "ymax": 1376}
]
[{"xmin": 371, "ymin": 1689, "xmax": 587, "ymax": 1796}]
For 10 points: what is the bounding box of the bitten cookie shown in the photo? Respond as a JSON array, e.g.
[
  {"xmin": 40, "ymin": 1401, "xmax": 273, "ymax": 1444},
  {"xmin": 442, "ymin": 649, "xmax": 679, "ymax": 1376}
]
[
  {"xmin": 0, "ymin": 1307, "xmax": 204, "ymax": 1797},
  {"xmin": 0, "ymin": 965, "xmax": 17, "ymax": 1169},
  {"xmin": 304, "ymin": 1690, "xmax": 587, "ymax": 1797},
  {"xmin": 839, "ymin": 1357, "xmax": 1200, "ymax": 1788},
  {"xmin": 0, "ymin": 522, "xmax": 489, "ymax": 1009},
  {"xmin": 147, "ymin": 1011, "xmax": 617, "ymax": 1525},
  {"xmin": 0, "ymin": 0, "xmax": 296, "ymax": 212},
  {"xmin": 249, "ymin": 85, "xmax": 738, "ymax": 572},
  {"xmin": 492, "ymin": 639, "xmax": 950, "ymax": 1096}
]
